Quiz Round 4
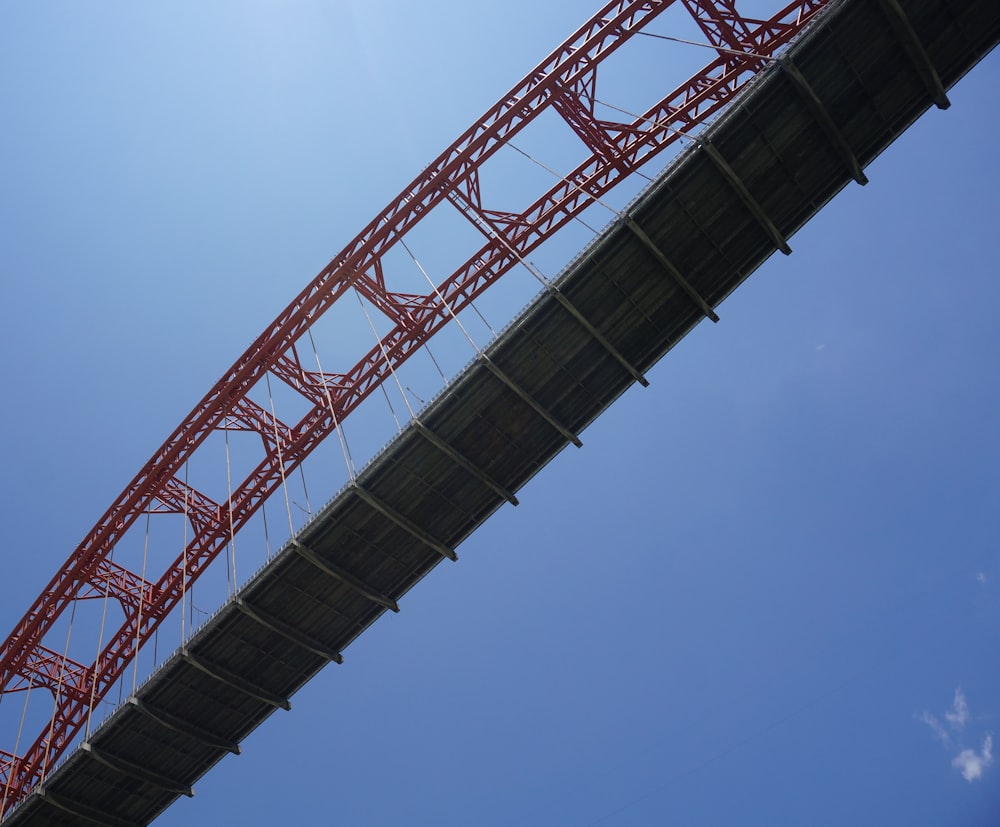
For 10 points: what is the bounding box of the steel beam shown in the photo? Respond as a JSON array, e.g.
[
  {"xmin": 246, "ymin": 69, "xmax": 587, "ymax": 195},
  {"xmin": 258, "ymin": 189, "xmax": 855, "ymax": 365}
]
[
  {"xmin": 352, "ymin": 485, "xmax": 458, "ymax": 562},
  {"xmin": 81, "ymin": 742, "xmax": 192, "ymax": 797},
  {"xmin": 36, "ymin": 787, "xmax": 138, "ymax": 827},
  {"xmin": 780, "ymin": 58, "xmax": 868, "ymax": 185},
  {"xmin": 547, "ymin": 288, "xmax": 649, "ymax": 386},
  {"xmin": 179, "ymin": 649, "xmax": 291, "ymax": 711},
  {"xmin": 125, "ymin": 696, "xmax": 240, "ymax": 755},
  {"xmin": 699, "ymin": 140, "xmax": 792, "ymax": 255},
  {"xmin": 480, "ymin": 357, "xmax": 583, "ymax": 448},
  {"xmin": 290, "ymin": 540, "xmax": 400, "ymax": 613},
  {"xmin": 413, "ymin": 422, "xmax": 520, "ymax": 506},
  {"xmin": 625, "ymin": 218, "xmax": 720, "ymax": 323},
  {"xmin": 877, "ymin": 0, "xmax": 949, "ymax": 109},
  {"xmin": 234, "ymin": 598, "xmax": 343, "ymax": 664}
]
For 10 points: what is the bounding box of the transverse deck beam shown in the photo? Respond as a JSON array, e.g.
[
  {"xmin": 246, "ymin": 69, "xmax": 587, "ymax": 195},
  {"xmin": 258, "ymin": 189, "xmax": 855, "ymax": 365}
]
[
  {"xmin": 413, "ymin": 422, "xmax": 520, "ymax": 506},
  {"xmin": 125, "ymin": 696, "xmax": 240, "ymax": 755},
  {"xmin": 699, "ymin": 140, "xmax": 792, "ymax": 255},
  {"xmin": 877, "ymin": 0, "xmax": 950, "ymax": 109},
  {"xmin": 180, "ymin": 649, "xmax": 291, "ymax": 711},
  {"xmin": 480, "ymin": 357, "xmax": 583, "ymax": 448},
  {"xmin": 352, "ymin": 485, "xmax": 458, "ymax": 561},
  {"xmin": 780, "ymin": 58, "xmax": 868, "ymax": 185},
  {"xmin": 624, "ymin": 218, "xmax": 720, "ymax": 323},
  {"xmin": 81, "ymin": 742, "xmax": 193, "ymax": 797},
  {"xmin": 234, "ymin": 598, "xmax": 344, "ymax": 664},
  {"xmin": 547, "ymin": 287, "xmax": 650, "ymax": 387},
  {"xmin": 36, "ymin": 787, "xmax": 137, "ymax": 827},
  {"xmin": 290, "ymin": 540, "xmax": 400, "ymax": 613}
]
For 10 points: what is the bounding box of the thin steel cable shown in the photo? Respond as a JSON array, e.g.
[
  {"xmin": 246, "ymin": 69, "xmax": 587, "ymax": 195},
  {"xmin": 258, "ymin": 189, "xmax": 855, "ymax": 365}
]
[
  {"xmin": 469, "ymin": 299, "xmax": 498, "ymax": 338},
  {"xmin": 85, "ymin": 546, "xmax": 116, "ymax": 740},
  {"xmin": 298, "ymin": 466, "xmax": 312, "ymax": 518},
  {"xmin": 261, "ymin": 499, "xmax": 273, "ymax": 562},
  {"xmin": 181, "ymin": 462, "xmax": 189, "ymax": 644},
  {"xmin": 425, "ymin": 343, "xmax": 447, "ymax": 382},
  {"xmin": 307, "ymin": 328, "xmax": 357, "ymax": 484},
  {"xmin": 508, "ymin": 142, "xmax": 626, "ymax": 221},
  {"xmin": 353, "ymin": 287, "xmax": 407, "ymax": 430},
  {"xmin": 264, "ymin": 372, "xmax": 296, "ymax": 536},
  {"xmin": 224, "ymin": 425, "xmax": 236, "ymax": 596},
  {"xmin": 40, "ymin": 598, "xmax": 77, "ymax": 783},
  {"xmin": 1, "ymin": 673, "xmax": 34, "ymax": 813},
  {"xmin": 401, "ymin": 238, "xmax": 483, "ymax": 356},
  {"xmin": 593, "ymin": 96, "xmax": 699, "ymax": 143},
  {"xmin": 637, "ymin": 29, "xmax": 776, "ymax": 62},
  {"xmin": 130, "ymin": 509, "xmax": 151, "ymax": 696}
]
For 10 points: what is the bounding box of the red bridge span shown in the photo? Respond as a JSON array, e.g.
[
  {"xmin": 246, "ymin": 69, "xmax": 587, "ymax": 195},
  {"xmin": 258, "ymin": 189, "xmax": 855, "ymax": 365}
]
[{"xmin": 1, "ymin": 0, "xmax": 997, "ymax": 823}]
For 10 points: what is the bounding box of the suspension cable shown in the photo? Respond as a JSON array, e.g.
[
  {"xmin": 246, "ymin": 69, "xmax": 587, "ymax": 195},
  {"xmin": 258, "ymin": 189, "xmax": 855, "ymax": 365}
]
[
  {"xmin": 131, "ymin": 509, "xmax": 151, "ymax": 696},
  {"xmin": 298, "ymin": 466, "xmax": 312, "ymax": 518},
  {"xmin": 637, "ymin": 30, "xmax": 776, "ymax": 62},
  {"xmin": 307, "ymin": 328, "xmax": 357, "ymax": 485},
  {"xmin": 181, "ymin": 461, "xmax": 189, "ymax": 644},
  {"xmin": 264, "ymin": 372, "xmax": 296, "ymax": 537},
  {"xmin": 1, "ymin": 673, "xmax": 33, "ymax": 814},
  {"xmin": 40, "ymin": 598, "xmax": 77, "ymax": 783},
  {"xmin": 224, "ymin": 424, "xmax": 236, "ymax": 597},
  {"xmin": 85, "ymin": 545, "xmax": 116, "ymax": 740},
  {"xmin": 401, "ymin": 238, "xmax": 484, "ymax": 356},
  {"xmin": 353, "ymin": 287, "xmax": 407, "ymax": 431}
]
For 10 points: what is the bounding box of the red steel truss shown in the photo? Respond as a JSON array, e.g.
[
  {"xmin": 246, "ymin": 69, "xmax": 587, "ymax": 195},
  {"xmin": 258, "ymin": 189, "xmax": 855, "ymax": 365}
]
[{"xmin": 0, "ymin": 0, "xmax": 829, "ymax": 811}]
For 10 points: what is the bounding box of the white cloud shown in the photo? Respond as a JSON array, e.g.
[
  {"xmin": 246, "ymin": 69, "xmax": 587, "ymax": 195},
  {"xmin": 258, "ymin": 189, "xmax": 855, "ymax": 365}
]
[
  {"xmin": 918, "ymin": 710, "xmax": 951, "ymax": 746},
  {"xmin": 976, "ymin": 572, "xmax": 987, "ymax": 584},
  {"xmin": 945, "ymin": 689, "xmax": 970, "ymax": 730},
  {"xmin": 919, "ymin": 690, "xmax": 993, "ymax": 782},
  {"xmin": 952, "ymin": 735, "xmax": 993, "ymax": 782}
]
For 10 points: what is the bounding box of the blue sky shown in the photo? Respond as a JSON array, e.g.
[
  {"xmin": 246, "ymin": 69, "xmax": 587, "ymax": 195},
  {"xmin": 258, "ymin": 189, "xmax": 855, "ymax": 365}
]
[{"xmin": 1, "ymin": 2, "xmax": 998, "ymax": 825}]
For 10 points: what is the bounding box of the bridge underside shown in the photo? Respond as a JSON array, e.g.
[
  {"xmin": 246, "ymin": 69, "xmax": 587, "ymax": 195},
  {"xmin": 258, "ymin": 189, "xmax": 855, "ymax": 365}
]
[{"xmin": 6, "ymin": 0, "xmax": 996, "ymax": 823}]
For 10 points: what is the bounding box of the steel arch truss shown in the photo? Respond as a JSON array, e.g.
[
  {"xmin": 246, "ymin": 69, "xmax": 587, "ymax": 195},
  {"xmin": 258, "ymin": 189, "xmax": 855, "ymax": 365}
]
[{"xmin": 0, "ymin": 0, "xmax": 829, "ymax": 812}]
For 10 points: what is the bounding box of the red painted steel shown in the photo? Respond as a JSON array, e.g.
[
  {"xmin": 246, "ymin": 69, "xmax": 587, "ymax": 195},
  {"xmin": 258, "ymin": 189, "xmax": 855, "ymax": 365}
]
[{"xmin": 0, "ymin": 0, "xmax": 829, "ymax": 810}]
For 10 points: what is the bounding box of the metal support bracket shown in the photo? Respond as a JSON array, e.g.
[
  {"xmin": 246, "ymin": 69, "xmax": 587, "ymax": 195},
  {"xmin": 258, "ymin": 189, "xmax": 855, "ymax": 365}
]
[
  {"xmin": 81, "ymin": 741, "xmax": 193, "ymax": 797},
  {"xmin": 780, "ymin": 58, "xmax": 868, "ymax": 185},
  {"xmin": 290, "ymin": 540, "xmax": 400, "ymax": 612},
  {"xmin": 352, "ymin": 485, "xmax": 458, "ymax": 561},
  {"xmin": 699, "ymin": 140, "xmax": 792, "ymax": 255},
  {"xmin": 625, "ymin": 218, "xmax": 720, "ymax": 322},
  {"xmin": 480, "ymin": 356, "xmax": 583, "ymax": 448},
  {"xmin": 126, "ymin": 696, "xmax": 240, "ymax": 754},
  {"xmin": 877, "ymin": 0, "xmax": 949, "ymax": 109},
  {"xmin": 413, "ymin": 422, "xmax": 519, "ymax": 506},
  {"xmin": 180, "ymin": 649, "xmax": 291, "ymax": 711},
  {"xmin": 36, "ymin": 786, "xmax": 138, "ymax": 827},
  {"xmin": 234, "ymin": 598, "xmax": 344, "ymax": 664},
  {"xmin": 547, "ymin": 287, "xmax": 649, "ymax": 386}
]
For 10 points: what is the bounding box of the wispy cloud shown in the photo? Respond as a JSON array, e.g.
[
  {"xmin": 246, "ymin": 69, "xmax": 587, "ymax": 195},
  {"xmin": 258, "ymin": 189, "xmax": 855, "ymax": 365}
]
[
  {"xmin": 976, "ymin": 572, "xmax": 987, "ymax": 584},
  {"xmin": 919, "ymin": 689, "xmax": 993, "ymax": 783},
  {"xmin": 945, "ymin": 689, "xmax": 970, "ymax": 730},
  {"xmin": 952, "ymin": 735, "xmax": 993, "ymax": 782}
]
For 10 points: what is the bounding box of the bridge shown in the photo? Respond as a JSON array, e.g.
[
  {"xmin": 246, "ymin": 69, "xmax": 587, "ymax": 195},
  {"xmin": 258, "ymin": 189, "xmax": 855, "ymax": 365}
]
[{"xmin": 1, "ymin": 0, "xmax": 997, "ymax": 823}]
